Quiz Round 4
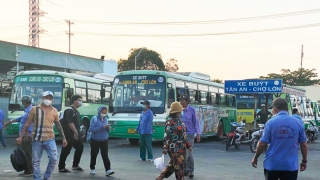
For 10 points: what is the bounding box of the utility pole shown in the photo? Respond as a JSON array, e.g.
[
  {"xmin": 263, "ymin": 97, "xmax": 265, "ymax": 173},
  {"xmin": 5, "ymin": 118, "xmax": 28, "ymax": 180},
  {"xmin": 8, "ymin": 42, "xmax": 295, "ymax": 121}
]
[
  {"xmin": 300, "ymin": 44, "xmax": 304, "ymax": 69},
  {"xmin": 65, "ymin": 20, "xmax": 74, "ymax": 53}
]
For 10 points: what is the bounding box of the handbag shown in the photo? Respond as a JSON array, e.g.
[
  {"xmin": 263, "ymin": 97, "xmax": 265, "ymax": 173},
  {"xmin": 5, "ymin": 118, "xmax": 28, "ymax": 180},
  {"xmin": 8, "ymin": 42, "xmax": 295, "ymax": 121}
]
[{"xmin": 154, "ymin": 155, "xmax": 165, "ymax": 172}]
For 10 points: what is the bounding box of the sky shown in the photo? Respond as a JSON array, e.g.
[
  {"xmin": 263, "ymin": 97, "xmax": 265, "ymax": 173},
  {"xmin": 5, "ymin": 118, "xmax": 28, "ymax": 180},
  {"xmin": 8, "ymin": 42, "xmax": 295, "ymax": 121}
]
[{"xmin": 1, "ymin": 0, "xmax": 320, "ymax": 81}]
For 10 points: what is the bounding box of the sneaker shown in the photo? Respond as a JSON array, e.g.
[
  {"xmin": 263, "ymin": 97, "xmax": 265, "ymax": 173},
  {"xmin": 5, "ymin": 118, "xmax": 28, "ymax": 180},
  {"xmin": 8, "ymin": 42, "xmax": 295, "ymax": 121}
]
[
  {"xmin": 59, "ymin": 168, "xmax": 71, "ymax": 173},
  {"xmin": 19, "ymin": 172, "xmax": 33, "ymax": 176},
  {"xmin": 72, "ymin": 166, "xmax": 84, "ymax": 171},
  {"xmin": 90, "ymin": 169, "xmax": 95, "ymax": 175},
  {"xmin": 147, "ymin": 159, "xmax": 153, "ymax": 162},
  {"xmin": 138, "ymin": 158, "xmax": 146, "ymax": 161},
  {"xmin": 106, "ymin": 169, "xmax": 114, "ymax": 176}
]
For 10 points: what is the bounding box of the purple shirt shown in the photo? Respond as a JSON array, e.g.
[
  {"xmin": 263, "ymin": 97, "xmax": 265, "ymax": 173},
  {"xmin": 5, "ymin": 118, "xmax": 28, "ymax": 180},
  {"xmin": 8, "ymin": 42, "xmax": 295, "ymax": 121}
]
[{"xmin": 181, "ymin": 105, "xmax": 200, "ymax": 135}]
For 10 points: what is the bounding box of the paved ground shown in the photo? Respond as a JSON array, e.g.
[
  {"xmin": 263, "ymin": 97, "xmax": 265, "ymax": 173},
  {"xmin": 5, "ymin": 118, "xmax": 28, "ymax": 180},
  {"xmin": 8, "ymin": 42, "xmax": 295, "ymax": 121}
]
[{"xmin": 0, "ymin": 136, "xmax": 319, "ymax": 180}]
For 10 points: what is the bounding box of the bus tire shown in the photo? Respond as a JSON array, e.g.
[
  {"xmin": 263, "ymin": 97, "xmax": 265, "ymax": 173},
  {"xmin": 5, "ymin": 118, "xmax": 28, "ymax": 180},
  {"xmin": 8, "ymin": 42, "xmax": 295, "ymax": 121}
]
[
  {"xmin": 80, "ymin": 118, "xmax": 90, "ymax": 142},
  {"xmin": 216, "ymin": 121, "xmax": 224, "ymax": 141},
  {"xmin": 128, "ymin": 138, "xmax": 139, "ymax": 145}
]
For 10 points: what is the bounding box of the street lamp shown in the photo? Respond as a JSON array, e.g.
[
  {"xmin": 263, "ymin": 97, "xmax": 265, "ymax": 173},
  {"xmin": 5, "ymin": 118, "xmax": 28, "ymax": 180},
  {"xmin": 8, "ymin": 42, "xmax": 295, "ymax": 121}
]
[{"xmin": 134, "ymin": 48, "xmax": 144, "ymax": 70}]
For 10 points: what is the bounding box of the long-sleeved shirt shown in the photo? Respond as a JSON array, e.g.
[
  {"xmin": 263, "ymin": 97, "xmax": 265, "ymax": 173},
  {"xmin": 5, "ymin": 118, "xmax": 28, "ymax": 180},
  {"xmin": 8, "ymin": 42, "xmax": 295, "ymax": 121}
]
[
  {"xmin": 16, "ymin": 105, "xmax": 33, "ymax": 136},
  {"xmin": 136, "ymin": 109, "xmax": 153, "ymax": 134},
  {"xmin": 88, "ymin": 105, "xmax": 109, "ymax": 141},
  {"xmin": 181, "ymin": 105, "xmax": 200, "ymax": 135}
]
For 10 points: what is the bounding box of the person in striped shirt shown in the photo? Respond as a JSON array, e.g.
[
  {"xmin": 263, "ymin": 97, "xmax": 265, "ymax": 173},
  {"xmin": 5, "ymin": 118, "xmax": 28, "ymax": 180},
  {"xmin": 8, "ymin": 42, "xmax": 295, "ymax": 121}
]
[{"xmin": 18, "ymin": 91, "xmax": 67, "ymax": 180}]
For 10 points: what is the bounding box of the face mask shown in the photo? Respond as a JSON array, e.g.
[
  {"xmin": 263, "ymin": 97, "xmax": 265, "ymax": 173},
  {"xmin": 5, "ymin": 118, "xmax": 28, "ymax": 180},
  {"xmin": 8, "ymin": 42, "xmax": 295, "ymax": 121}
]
[
  {"xmin": 181, "ymin": 111, "xmax": 184, "ymax": 117},
  {"xmin": 101, "ymin": 113, "xmax": 106, "ymax": 118},
  {"xmin": 142, "ymin": 105, "xmax": 146, "ymax": 109},
  {"xmin": 77, "ymin": 101, "xmax": 82, "ymax": 107},
  {"xmin": 42, "ymin": 99, "xmax": 52, "ymax": 106}
]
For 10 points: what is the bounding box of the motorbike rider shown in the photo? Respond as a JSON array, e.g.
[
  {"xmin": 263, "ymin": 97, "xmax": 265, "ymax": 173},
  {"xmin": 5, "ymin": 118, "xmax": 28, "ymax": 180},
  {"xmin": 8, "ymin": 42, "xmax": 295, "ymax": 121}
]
[{"xmin": 256, "ymin": 104, "xmax": 273, "ymax": 124}]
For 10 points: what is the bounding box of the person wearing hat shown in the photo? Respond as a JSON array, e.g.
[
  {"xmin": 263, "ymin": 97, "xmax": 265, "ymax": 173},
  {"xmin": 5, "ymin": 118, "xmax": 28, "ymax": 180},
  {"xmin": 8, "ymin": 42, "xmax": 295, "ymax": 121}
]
[
  {"xmin": 155, "ymin": 102, "xmax": 191, "ymax": 180},
  {"xmin": 5, "ymin": 95, "xmax": 34, "ymax": 176},
  {"xmin": 256, "ymin": 104, "xmax": 273, "ymax": 125},
  {"xmin": 179, "ymin": 94, "xmax": 200, "ymax": 178},
  {"xmin": 18, "ymin": 91, "xmax": 68, "ymax": 180},
  {"xmin": 251, "ymin": 98, "xmax": 308, "ymax": 180},
  {"xmin": 136, "ymin": 100, "xmax": 154, "ymax": 161}
]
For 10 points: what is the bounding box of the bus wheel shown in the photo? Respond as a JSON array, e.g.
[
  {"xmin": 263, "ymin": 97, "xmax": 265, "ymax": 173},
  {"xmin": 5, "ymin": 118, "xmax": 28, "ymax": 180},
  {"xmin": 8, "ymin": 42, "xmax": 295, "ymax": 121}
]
[
  {"xmin": 80, "ymin": 119, "xmax": 89, "ymax": 142},
  {"xmin": 216, "ymin": 121, "xmax": 224, "ymax": 141},
  {"xmin": 128, "ymin": 138, "xmax": 139, "ymax": 145}
]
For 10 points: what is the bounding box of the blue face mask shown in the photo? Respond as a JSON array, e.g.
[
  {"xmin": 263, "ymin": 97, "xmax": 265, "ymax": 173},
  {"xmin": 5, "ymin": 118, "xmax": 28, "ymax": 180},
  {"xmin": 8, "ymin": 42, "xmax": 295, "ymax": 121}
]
[{"xmin": 142, "ymin": 105, "xmax": 146, "ymax": 109}]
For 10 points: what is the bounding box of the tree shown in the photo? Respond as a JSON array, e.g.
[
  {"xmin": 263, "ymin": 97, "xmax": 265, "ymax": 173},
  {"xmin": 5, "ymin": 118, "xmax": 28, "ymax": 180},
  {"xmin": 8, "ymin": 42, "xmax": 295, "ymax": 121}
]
[
  {"xmin": 118, "ymin": 48, "xmax": 165, "ymax": 71},
  {"xmin": 165, "ymin": 58, "xmax": 179, "ymax": 72},
  {"xmin": 211, "ymin": 79, "xmax": 224, "ymax": 84},
  {"xmin": 259, "ymin": 68, "xmax": 320, "ymax": 86}
]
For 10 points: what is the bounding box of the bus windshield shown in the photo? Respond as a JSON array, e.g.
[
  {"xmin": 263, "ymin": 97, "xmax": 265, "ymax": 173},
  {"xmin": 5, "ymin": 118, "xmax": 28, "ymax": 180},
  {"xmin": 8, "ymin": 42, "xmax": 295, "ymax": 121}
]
[
  {"xmin": 109, "ymin": 75, "xmax": 166, "ymax": 114},
  {"xmin": 236, "ymin": 94, "xmax": 273, "ymax": 109},
  {"xmin": 9, "ymin": 82, "xmax": 63, "ymax": 111}
]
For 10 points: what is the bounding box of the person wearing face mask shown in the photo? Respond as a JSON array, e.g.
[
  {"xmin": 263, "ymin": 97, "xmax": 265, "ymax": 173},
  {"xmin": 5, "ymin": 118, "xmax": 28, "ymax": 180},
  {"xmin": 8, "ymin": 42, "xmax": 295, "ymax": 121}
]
[
  {"xmin": 5, "ymin": 95, "xmax": 34, "ymax": 176},
  {"xmin": 59, "ymin": 95, "xmax": 84, "ymax": 172},
  {"xmin": 88, "ymin": 106, "xmax": 114, "ymax": 176},
  {"xmin": 136, "ymin": 100, "xmax": 154, "ymax": 162},
  {"xmin": 17, "ymin": 91, "xmax": 68, "ymax": 180}
]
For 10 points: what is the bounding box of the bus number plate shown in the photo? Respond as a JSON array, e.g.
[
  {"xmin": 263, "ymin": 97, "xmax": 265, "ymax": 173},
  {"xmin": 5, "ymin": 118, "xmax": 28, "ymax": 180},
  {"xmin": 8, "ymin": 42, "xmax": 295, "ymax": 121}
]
[{"xmin": 128, "ymin": 129, "xmax": 136, "ymax": 134}]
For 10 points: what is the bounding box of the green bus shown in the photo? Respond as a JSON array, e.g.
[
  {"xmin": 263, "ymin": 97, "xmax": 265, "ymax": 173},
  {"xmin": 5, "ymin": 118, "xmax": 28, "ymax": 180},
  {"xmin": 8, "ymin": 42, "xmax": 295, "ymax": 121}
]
[
  {"xmin": 104, "ymin": 70, "xmax": 237, "ymax": 144},
  {"xmin": 235, "ymin": 84, "xmax": 306, "ymax": 130},
  {"xmin": 6, "ymin": 70, "xmax": 113, "ymax": 141}
]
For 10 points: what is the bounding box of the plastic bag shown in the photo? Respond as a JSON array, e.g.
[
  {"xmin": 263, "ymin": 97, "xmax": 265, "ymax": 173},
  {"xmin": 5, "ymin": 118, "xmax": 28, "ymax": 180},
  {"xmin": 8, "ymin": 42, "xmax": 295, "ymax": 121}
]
[{"xmin": 154, "ymin": 155, "xmax": 165, "ymax": 172}]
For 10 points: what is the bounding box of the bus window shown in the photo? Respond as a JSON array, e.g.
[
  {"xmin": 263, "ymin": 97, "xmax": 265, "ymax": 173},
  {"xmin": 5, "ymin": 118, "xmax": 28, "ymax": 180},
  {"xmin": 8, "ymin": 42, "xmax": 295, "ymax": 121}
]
[
  {"xmin": 200, "ymin": 91, "xmax": 207, "ymax": 105},
  {"xmin": 228, "ymin": 95, "xmax": 235, "ymax": 107},
  {"xmin": 220, "ymin": 94, "xmax": 226, "ymax": 106},
  {"xmin": 176, "ymin": 88, "xmax": 186, "ymax": 101},
  {"xmin": 168, "ymin": 88, "xmax": 175, "ymax": 108},
  {"xmin": 210, "ymin": 92, "xmax": 216, "ymax": 105},
  {"xmin": 188, "ymin": 89, "xmax": 196, "ymax": 104}
]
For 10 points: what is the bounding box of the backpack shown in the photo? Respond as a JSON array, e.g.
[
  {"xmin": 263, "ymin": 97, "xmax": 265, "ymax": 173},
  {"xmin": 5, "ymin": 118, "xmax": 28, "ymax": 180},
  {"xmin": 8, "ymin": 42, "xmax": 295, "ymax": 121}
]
[
  {"xmin": 86, "ymin": 116, "xmax": 98, "ymax": 143},
  {"xmin": 10, "ymin": 146, "xmax": 27, "ymax": 172},
  {"xmin": 60, "ymin": 107, "xmax": 76, "ymax": 138}
]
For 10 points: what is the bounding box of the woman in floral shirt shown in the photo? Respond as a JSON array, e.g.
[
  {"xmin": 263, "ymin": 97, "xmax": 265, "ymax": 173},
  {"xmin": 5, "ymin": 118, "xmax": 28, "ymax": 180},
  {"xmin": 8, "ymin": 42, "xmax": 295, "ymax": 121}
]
[{"xmin": 155, "ymin": 102, "xmax": 192, "ymax": 180}]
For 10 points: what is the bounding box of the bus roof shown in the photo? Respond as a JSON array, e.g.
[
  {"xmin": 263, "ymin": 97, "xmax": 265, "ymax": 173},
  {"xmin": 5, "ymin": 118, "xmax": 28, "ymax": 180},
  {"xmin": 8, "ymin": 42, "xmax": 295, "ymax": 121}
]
[
  {"xmin": 16, "ymin": 70, "xmax": 114, "ymax": 84},
  {"xmin": 116, "ymin": 70, "xmax": 224, "ymax": 88}
]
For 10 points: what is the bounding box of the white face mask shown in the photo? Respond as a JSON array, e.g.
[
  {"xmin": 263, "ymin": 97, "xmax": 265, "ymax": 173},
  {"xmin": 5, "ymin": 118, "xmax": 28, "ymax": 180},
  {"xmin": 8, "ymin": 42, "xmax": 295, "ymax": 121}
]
[
  {"xmin": 101, "ymin": 113, "xmax": 106, "ymax": 118},
  {"xmin": 42, "ymin": 99, "xmax": 52, "ymax": 106},
  {"xmin": 77, "ymin": 101, "xmax": 82, "ymax": 107}
]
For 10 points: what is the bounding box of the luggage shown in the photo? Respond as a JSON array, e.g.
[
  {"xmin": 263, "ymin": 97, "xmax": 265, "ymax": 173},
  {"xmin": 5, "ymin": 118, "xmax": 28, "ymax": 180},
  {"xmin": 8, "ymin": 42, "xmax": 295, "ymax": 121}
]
[{"xmin": 10, "ymin": 146, "xmax": 27, "ymax": 172}]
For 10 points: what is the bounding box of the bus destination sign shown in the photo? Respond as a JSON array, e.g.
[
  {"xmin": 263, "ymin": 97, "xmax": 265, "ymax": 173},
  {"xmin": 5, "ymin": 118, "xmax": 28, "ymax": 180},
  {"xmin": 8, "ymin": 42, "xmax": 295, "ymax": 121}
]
[
  {"xmin": 15, "ymin": 76, "xmax": 62, "ymax": 83},
  {"xmin": 114, "ymin": 75, "xmax": 164, "ymax": 85},
  {"xmin": 224, "ymin": 79, "xmax": 283, "ymax": 94}
]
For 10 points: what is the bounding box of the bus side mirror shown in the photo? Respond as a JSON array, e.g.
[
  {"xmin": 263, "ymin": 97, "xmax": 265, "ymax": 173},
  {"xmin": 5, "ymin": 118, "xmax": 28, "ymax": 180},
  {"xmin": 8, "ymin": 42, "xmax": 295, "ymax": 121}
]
[
  {"xmin": 311, "ymin": 103, "xmax": 314, "ymax": 108},
  {"xmin": 66, "ymin": 88, "xmax": 73, "ymax": 99},
  {"xmin": 100, "ymin": 89, "xmax": 106, "ymax": 98}
]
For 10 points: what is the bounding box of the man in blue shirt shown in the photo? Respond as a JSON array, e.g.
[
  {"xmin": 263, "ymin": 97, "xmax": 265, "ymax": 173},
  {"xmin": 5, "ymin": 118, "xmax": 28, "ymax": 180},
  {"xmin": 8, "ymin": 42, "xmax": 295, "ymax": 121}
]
[
  {"xmin": 5, "ymin": 95, "xmax": 33, "ymax": 176},
  {"xmin": 136, "ymin": 100, "xmax": 154, "ymax": 162},
  {"xmin": 0, "ymin": 109, "xmax": 6, "ymax": 147},
  {"xmin": 292, "ymin": 108, "xmax": 303, "ymax": 124},
  {"xmin": 251, "ymin": 98, "xmax": 308, "ymax": 180},
  {"xmin": 180, "ymin": 94, "xmax": 200, "ymax": 178}
]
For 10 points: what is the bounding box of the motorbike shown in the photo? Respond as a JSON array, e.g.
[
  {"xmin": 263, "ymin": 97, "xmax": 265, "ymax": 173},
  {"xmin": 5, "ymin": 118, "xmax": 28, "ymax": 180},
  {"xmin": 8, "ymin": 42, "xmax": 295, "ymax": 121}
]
[
  {"xmin": 306, "ymin": 121, "xmax": 318, "ymax": 143},
  {"xmin": 226, "ymin": 120, "xmax": 246, "ymax": 150},
  {"xmin": 249, "ymin": 124, "xmax": 264, "ymax": 153}
]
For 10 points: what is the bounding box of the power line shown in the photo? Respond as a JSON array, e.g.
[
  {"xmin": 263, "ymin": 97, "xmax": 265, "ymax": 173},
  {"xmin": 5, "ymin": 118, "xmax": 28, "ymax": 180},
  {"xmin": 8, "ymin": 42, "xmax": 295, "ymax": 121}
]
[
  {"xmin": 74, "ymin": 22, "xmax": 320, "ymax": 37},
  {"xmin": 72, "ymin": 8, "xmax": 320, "ymax": 25}
]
